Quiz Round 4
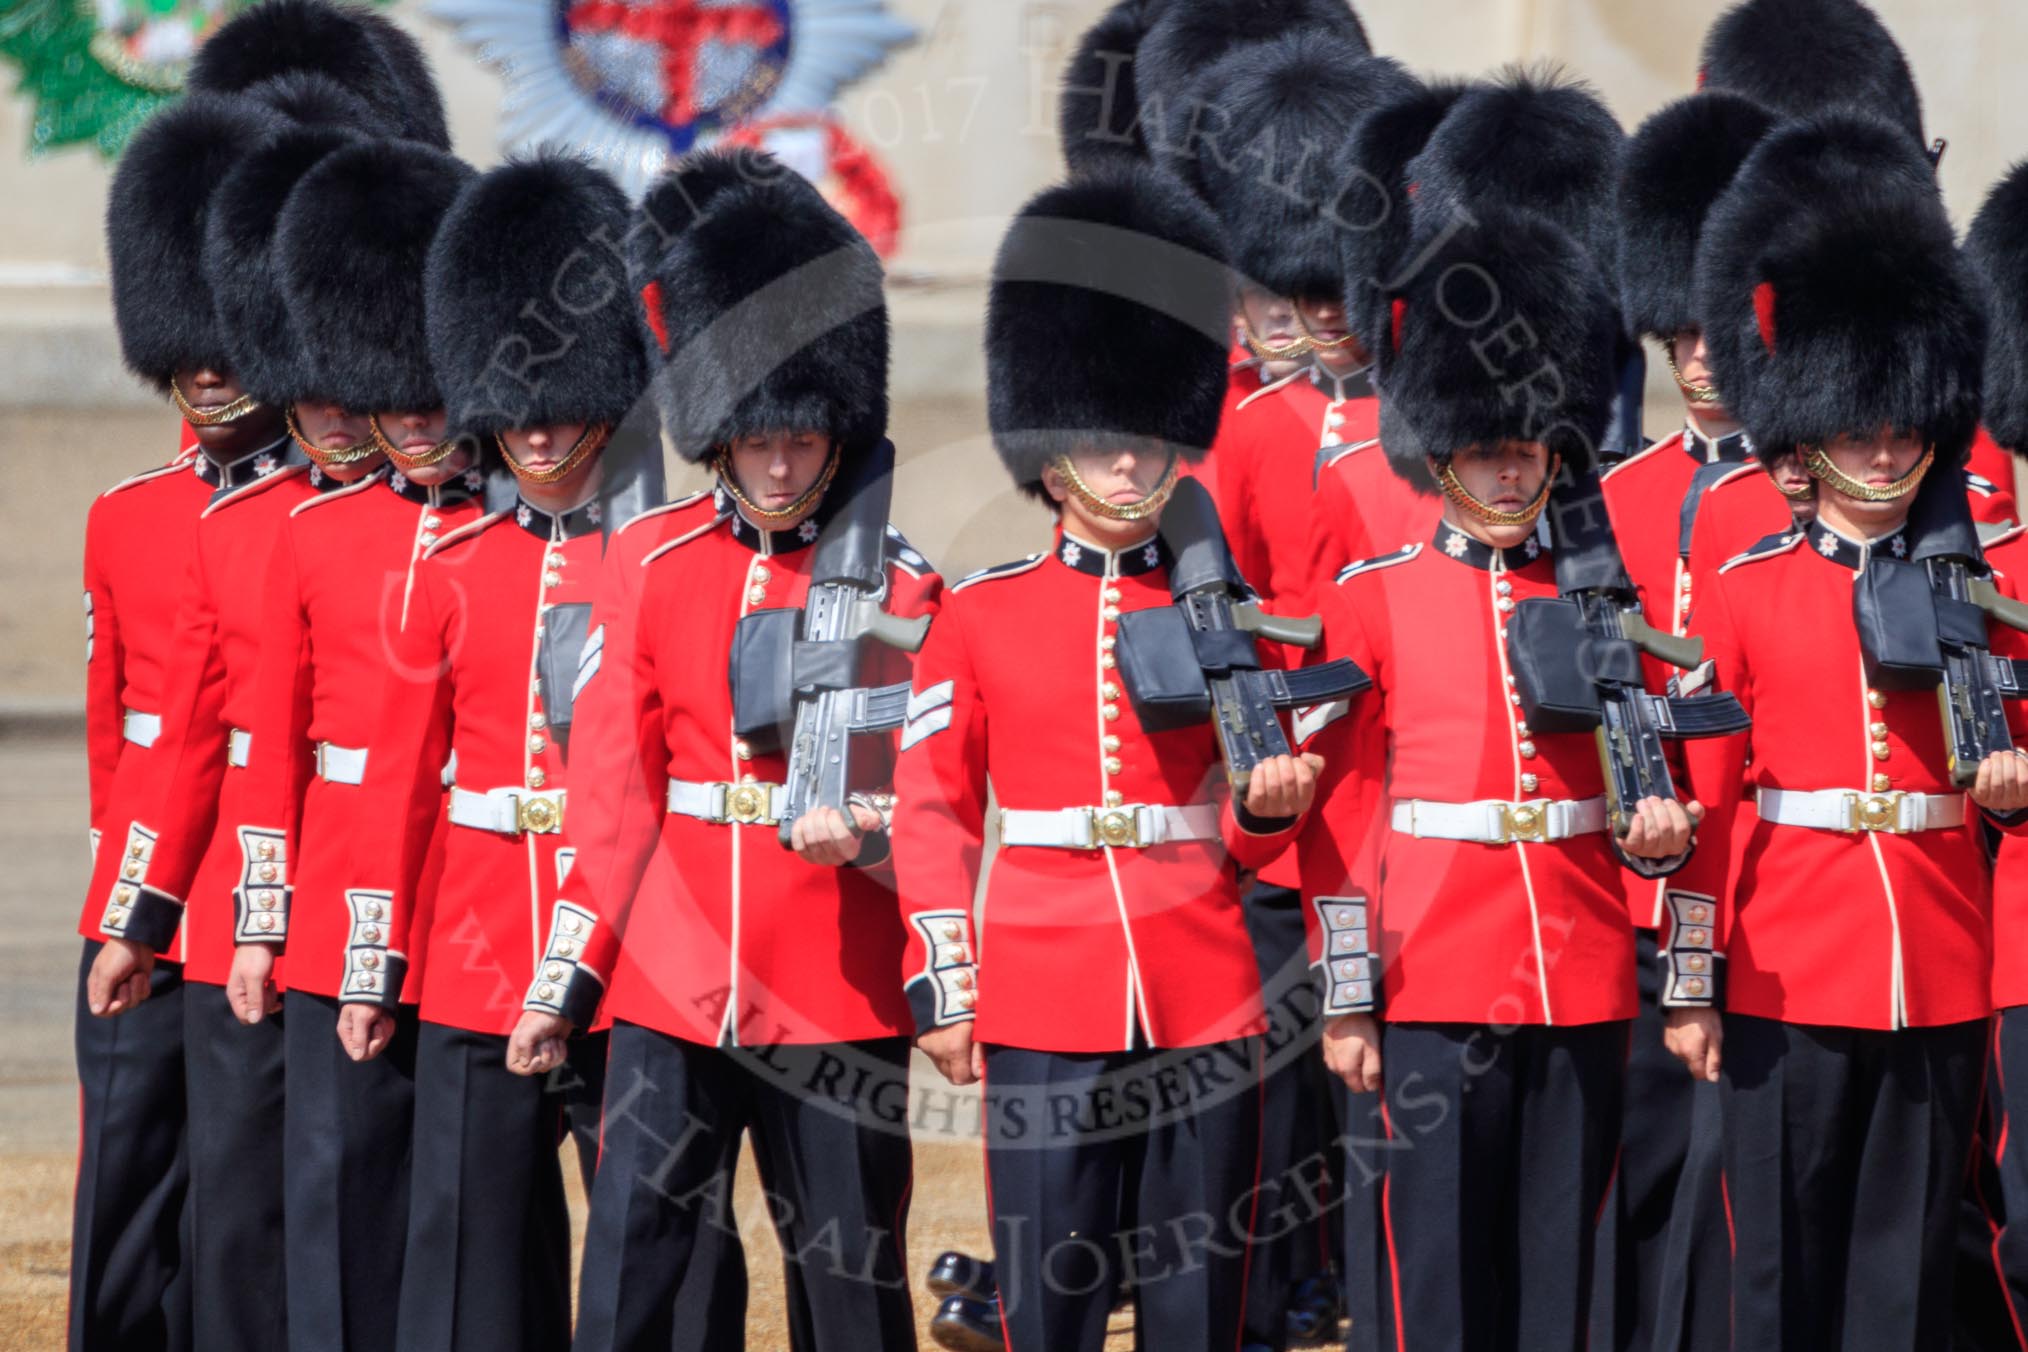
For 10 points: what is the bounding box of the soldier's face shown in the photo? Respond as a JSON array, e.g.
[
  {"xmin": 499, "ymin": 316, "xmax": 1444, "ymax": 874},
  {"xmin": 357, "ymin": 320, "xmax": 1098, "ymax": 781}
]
[
  {"xmin": 1766, "ymin": 451, "xmax": 1818, "ymax": 522},
  {"xmin": 726, "ymin": 430, "xmax": 834, "ymax": 523},
  {"xmin": 1044, "ymin": 445, "xmax": 1171, "ymax": 544},
  {"xmin": 294, "ymin": 401, "xmax": 381, "ymax": 481},
  {"xmin": 1297, "ymin": 294, "xmax": 1370, "ymax": 372},
  {"xmin": 175, "ymin": 365, "xmax": 284, "ymax": 457},
  {"xmin": 1814, "ymin": 428, "xmax": 1928, "ymax": 522},
  {"xmin": 379, "ymin": 408, "xmax": 472, "ymax": 485},
  {"xmin": 1236, "ymin": 287, "xmax": 1305, "ymax": 373},
  {"xmin": 1445, "ymin": 440, "xmax": 1552, "ymax": 546},
  {"xmin": 1670, "ymin": 329, "xmax": 1731, "ymax": 422}
]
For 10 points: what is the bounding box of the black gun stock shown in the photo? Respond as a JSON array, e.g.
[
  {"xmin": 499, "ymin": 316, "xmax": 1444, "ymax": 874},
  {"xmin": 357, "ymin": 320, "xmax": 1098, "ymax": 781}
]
[
  {"xmin": 773, "ymin": 440, "xmax": 930, "ymax": 847},
  {"xmin": 1116, "ymin": 476, "xmax": 1369, "ymax": 794}
]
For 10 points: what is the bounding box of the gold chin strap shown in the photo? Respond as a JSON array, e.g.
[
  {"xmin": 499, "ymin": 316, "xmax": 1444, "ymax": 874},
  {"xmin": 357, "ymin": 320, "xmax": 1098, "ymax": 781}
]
[
  {"xmin": 1052, "ymin": 452, "xmax": 1180, "ymax": 522},
  {"xmin": 369, "ymin": 415, "xmax": 459, "ymax": 470},
  {"xmin": 713, "ymin": 445, "xmax": 841, "ymax": 522},
  {"xmin": 171, "ymin": 382, "xmax": 260, "ymax": 426},
  {"xmin": 1662, "ymin": 346, "xmax": 1722, "ymax": 407},
  {"xmin": 285, "ymin": 405, "xmax": 381, "ymax": 466},
  {"xmin": 1297, "ymin": 311, "xmax": 1360, "ymax": 354},
  {"xmin": 1436, "ymin": 458, "xmax": 1555, "ymax": 529},
  {"xmin": 1802, "ymin": 444, "xmax": 1934, "ymax": 502},
  {"xmin": 1242, "ymin": 320, "xmax": 1312, "ymax": 363},
  {"xmin": 500, "ymin": 422, "xmax": 611, "ymax": 485}
]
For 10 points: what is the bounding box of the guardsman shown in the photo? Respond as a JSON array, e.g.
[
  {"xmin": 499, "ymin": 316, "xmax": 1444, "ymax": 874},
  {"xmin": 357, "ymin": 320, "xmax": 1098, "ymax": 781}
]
[
  {"xmin": 1184, "ymin": 31, "xmax": 1414, "ymax": 615},
  {"xmin": 1958, "ymin": 157, "xmax": 2028, "ymax": 1337},
  {"xmin": 895, "ymin": 160, "xmax": 1323, "ymax": 1352},
  {"xmin": 223, "ymin": 123, "xmax": 479, "ymax": 1352},
  {"xmin": 1177, "ymin": 32, "xmax": 1414, "ymax": 1352},
  {"xmin": 1668, "ymin": 115, "xmax": 2028, "ymax": 1351},
  {"xmin": 1302, "ymin": 206, "xmax": 1700, "ymax": 1352},
  {"xmin": 498, "ymin": 148, "xmax": 937, "ymax": 1352},
  {"xmin": 332, "ymin": 152, "xmax": 647, "ymax": 1352},
  {"xmin": 74, "ymin": 89, "xmax": 290, "ymax": 1352},
  {"xmin": 1591, "ymin": 87, "xmax": 1775, "ymax": 1352}
]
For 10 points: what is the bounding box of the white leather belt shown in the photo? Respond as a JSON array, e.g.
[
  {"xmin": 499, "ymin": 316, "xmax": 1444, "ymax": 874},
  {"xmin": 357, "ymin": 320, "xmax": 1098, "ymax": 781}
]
[
  {"xmin": 448, "ymin": 784, "xmax": 566, "ymax": 835},
  {"xmin": 227, "ymin": 727, "xmax": 252, "ymax": 768},
  {"xmin": 122, "ymin": 708, "xmax": 161, "ymax": 747},
  {"xmin": 997, "ymin": 803, "xmax": 1221, "ymax": 850},
  {"xmin": 667, "ymin": 777, "xmax": 788, "ymax": 826},
  {"xmin": 1756, "ymin": 787, "xmax": 1965, "ymax": 834},
  {"xmin": 314, "ymin": 742, "xmax": 368, "ymax": 785},
  {"xmin": 1391, "ymin": 796, "xmax": 1608, "ymax": 844}
]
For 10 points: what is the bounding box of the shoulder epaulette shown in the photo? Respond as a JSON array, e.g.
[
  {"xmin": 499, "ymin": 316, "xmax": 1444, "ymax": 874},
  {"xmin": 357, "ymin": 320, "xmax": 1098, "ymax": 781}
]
[
  {"xmin": 1318, "ymin": 437, "xmax": 1380, "ymax": 474},
  {"xmin": 1983, "ymin": 521, "xmax": 2026, "ymax": 552},
  {"xmin": 884, "ymin": 524, "xmax": 934, "ymax": 578},
  {"xmin": 1234, "ymin": 366, "xmax": 1306, "ymax": 413},
  {"xmin": 289, "ymin": 469, "xmax": 386, "ymax": 517},
  {"xmin": 100, "ymin": 458, "xmax": 196, "ymax": 498},
  {"xmin": 615, "ymin": 488, "xmax": 712, "ymax": 537},
  {"xmin": 1706, "ymin": 463, "xmax": 1763, "ymax": 493},
  {"xmin": 640, "ymin": 506, "xmax": 731, "ymax": 566},
  {"xmin": 424, "ymin": 510, "xmax": 509, "ymax": 559},
  {"xmin": 951, "ymin": 553, "xmax": 1046, "ymax": 592},
  {"xmin": 1335, "ymin": 542, "xmax": 1422, "ymax": 585},
  {"xmin": 1718, "ymin": 531, "xmax": 1802, "ymax": 574},
  {"xmin": 1599, "ymin": 431, "xmax": 1680, "ymax": 482},
  {"xmin": 1967, "ymin": 470, "xmax": 2001, "ymax": 497}
]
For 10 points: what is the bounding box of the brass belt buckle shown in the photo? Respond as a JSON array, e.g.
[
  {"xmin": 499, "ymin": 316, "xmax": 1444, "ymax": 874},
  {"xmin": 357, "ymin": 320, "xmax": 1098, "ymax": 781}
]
[
  {"xmin": 517, "ymin": 793, "xmax": 561, "ymax": 834},
  {"xmin": 725, "ymin": 783, "xmax": 769, "ymax": 825},
  {"xmin": 1847, "ymin": 791, "xmax": 1905, "ymax": 834},
  {"xmin": 1499, "ymin": 801, "xmax": 1549, "ymax": 844},
  {"xmin": 1092, "ymin": 807, "xmax": 1141, "ymax": 849}
]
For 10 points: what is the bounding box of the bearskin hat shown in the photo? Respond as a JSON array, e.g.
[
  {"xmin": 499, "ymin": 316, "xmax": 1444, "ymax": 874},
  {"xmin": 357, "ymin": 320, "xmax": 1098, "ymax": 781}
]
[
  {"xmin": 1694, "ymin": 114, "xmax": 1980, "ymax": 468},
  {"xmin": 275, "ymin": 139, "xmax": 473, "ymax": 413},
  {"xmin": 1698, "ymin": 0, "xmax": 1924, "ymax": 148},
  {"xmin": 1334, "ymin": 75, "xmax": 1472, "ymax": 354},
  {"xmin": 239, "ymin": 68, "xmax": 393, "ymax": 136},
  {"xmin": 1406, "ymin": 67, "xmax": 1625, "ymax": 281},
  {"xmin": 1059, "ymin": 0, "xmax": 1155, "ymax": 172},
  {"xmin": 106, "ymin": 93, "xmax": 282, "ymax": 389},
  {"xmin": 1183, "ymin": 33, "xmax": 1416, "ymax": 300},
  {"xmin": 1966, "ymin": 161, "xmax": 2028, "ymax": 456},
  {"xmin": 425, "ymin": 155, "xmax": 648, "ymax": 437},
  {"xmin": 203, "ymin": 118, "xmax": 369, "ymax": 407},
  {"xmin": 1616, "ymin": 91, "xmax": 1778, "ymax": 342},
  {"xmin": 1376, "ymin": 207, "xmax": 1618, "ymax": 492},
  {"xmin": 1136, "ymin": 0, "xmax": 1368, "ymax": 154},
  {"xmin": 633, "ymin": 148, "xmax": 888, "ymax": 464},
  {"xmin": 987, "ymin": 160, "xmax": 1231, "ymax": 497},
  {"xmin": 187, "ymin": 0, "xmax": 450, "ymax": 150}
]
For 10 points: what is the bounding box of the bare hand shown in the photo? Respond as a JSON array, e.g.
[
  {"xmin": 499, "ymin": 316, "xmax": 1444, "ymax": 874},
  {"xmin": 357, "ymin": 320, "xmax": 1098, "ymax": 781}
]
[
  {"xmin": 789, "ymin": 803, "xmax": 882, "ymax": 868},
  {"xmin": 1623, "ymin": 796, "xmax": 1703, "ymax": 859},
  {"xmin": 226, "ymin": 944, "xmax": 281, "ymax": 1025},
  {"xmin": 917, "ymin": 1021, "xmax": 983, "ymax": 1087},
  {"xmin": 1973, "ymin": 750, "xmax": 2028, "ymax": 815},
  {"xmin": 1664, "ymin": 1006, "xmax": 1723, "ymax": 1083},
  {"xmin": 1244, "ymin": 752, "xmax": 1326, "ymax": 820},
  {"xmin": 87, "ymin": 937, "xmax": 155, "ymax": 1017},
  {"xmin": 336, "ymin": 1004, "xmax": 398, "ymax": 1063},
  {"xmin": 506, "ymin": 1010, "xmax": 575, "ymax": 1076},
  {"xmin": 1321, "ymin": 1012, "xmax": 1383, "ymax": 1093}
]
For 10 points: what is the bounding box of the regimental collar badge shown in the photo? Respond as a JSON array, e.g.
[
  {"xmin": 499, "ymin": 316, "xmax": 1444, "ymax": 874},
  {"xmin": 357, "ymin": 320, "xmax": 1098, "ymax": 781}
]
[{"xmin": 1055, "ymin": 528, "xmax": 1169, "ymax": 579}]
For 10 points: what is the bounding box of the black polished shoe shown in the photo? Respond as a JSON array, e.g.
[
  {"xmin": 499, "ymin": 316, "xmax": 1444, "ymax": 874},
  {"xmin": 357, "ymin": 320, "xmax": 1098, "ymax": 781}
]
[
  {"xmin": 930, "ymin": 1293, "xmax": 1004, "ymax": 1352},
  {"xmin": 925, "ymin": 1250, "xmax": 996, "ymax": 1302}
]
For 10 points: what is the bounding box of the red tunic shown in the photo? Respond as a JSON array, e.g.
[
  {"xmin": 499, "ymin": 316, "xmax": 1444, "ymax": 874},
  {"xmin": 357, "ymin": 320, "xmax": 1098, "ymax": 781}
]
[
  {"xmin": 1210, "ymin": 363, "xmax": 1379, "ymax": 613},
  {"xmin": 1300, "ymin": 522, "xmax": 1654, "ymax": 1028},
  {"xmin": 96, "ymin": 443, "xmax": 338, "ymax": 984},
  {"xmin": 1981, "ymin": 523, "xmax": 2028, "ymax": 1010},
  {"xmin": 890, "ymin": 528, "xmax": 1306, "ymax": 1054},
  {"xmin": 234, "ymin": 466, "xmax": 485, "ymax": 999},
  {"xmin": 1967, "ymin": 426, "xmax": 2021, "ymax": 527},
  {"xmin": 345, "ymin": 493, "xmax": 607, "ymax": 1034},
  {"xmin": 80, "ymin": 445, "xmax": 210, "ymax": 958},
  {"xmin": 523, "ymin": 489, "xmax": 942, "ymax": 1047},
  {"xmin": 1302, "ymin": 439, "xmax": 1441, "ymax": 610},
  {"xmin": 1676, "ymin": 519, "xmax": 2026, "ymax": 1030}
]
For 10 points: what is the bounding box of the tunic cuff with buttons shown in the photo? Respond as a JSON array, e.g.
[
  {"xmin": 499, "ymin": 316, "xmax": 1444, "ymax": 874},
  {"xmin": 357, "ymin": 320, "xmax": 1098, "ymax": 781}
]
[
  {"xmin": 1658, "ymin": 888, "xmax": 1723, "ymax": 1008},
  {"xmin": 97, "ymin": 822, "xmax": 185, "ymax": 952},
  {"xmin": 231, "ymin": 825, "xmax": 291, "ymax": 947},
  {"xmin": 523, "ymin": 900, "xmax": 606, "ymax": 1028},
  {"xmin": 337, "ymin": 889, "xmax": 407, "ymax": 1009},
  {"xmin": 904, "ymin": 908, "xmax": 978, "ymax": 1035}
]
